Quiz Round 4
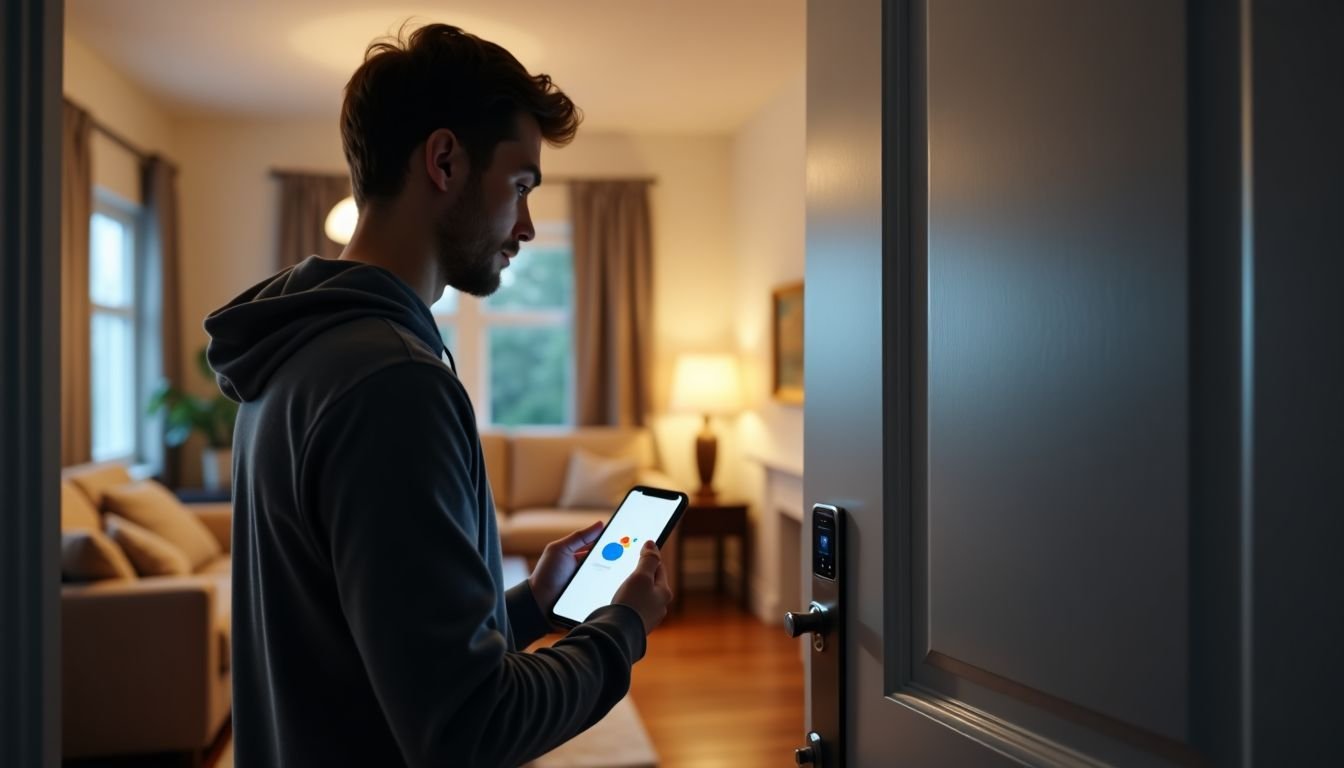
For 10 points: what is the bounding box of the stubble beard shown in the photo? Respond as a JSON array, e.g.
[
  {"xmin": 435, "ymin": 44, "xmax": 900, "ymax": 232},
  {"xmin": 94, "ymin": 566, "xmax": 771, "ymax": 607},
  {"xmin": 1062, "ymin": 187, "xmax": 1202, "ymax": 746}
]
[{"xmin": 435, "ymin": 173, "xmax": 507, "ymax": 298}]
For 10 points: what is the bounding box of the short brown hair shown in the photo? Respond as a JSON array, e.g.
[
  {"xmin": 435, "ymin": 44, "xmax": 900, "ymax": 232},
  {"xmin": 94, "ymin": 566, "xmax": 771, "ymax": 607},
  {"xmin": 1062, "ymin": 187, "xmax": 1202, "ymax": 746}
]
[{"xmin": 340, "ymin": 23, "xmax": 581, "ymax": 206}]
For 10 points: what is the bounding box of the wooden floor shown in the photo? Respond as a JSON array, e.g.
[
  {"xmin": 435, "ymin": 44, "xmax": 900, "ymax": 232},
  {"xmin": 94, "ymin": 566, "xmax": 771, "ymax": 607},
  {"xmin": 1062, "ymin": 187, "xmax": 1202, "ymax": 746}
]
[
  {"xmin": 627, "ymin": 592, "xmax": 806, "ymax": 768},
  {"xmin": 71, "ymin": 594, "xmax": 804, "ymax": 768}
]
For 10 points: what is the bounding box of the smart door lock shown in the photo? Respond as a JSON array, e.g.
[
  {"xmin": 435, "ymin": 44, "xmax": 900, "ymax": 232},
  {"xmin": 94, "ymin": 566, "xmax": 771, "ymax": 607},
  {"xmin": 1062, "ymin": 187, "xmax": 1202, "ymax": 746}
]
[{"xmin": 784, "ymin": 504, "xmax": 845, "ymax": 767}]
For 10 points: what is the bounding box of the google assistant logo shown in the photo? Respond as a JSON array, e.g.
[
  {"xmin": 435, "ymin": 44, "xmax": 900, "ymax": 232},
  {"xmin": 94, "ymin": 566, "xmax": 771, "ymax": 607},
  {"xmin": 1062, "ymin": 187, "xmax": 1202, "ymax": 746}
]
[{"xmin": 600, "ymin": 536, "xmax": 639, "ymax": 561}]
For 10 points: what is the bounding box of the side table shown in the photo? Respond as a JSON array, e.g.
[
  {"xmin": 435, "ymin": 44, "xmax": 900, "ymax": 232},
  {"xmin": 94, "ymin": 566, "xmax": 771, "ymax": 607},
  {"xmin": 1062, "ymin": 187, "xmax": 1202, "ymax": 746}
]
[
  {"xmin": 673, "ymin": 497, "xmax": 750, "ymax": 612},
  {"xmin": 174, "ymin": 487, "xmax": 232, "ymax": 504}
]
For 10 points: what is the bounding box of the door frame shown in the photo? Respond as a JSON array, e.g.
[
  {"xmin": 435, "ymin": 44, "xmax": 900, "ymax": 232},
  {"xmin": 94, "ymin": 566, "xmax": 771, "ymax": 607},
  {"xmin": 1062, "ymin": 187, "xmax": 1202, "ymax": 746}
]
[{"xmin": 0, "ymin": 0, "xmax": 65, "ymax": 766}]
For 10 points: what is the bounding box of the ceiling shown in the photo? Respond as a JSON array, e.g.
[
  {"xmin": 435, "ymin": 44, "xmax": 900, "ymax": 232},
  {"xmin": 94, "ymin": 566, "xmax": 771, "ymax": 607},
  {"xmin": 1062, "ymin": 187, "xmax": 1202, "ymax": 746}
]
[{"xmin": 65, "ymin": 0, "xmax": 806, "ymax": 134}]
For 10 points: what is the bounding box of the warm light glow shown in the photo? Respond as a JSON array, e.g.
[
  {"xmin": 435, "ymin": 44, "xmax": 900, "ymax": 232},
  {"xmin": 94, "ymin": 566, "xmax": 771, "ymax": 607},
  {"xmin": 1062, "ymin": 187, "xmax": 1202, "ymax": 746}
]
[
  {"xmin": 290, "ymin": 11, "xmax": 544, "ymax": 75},
  {"xmin": 670, "ymin": 354, "xmax": 744, "ymax": 416},
  {"xmin": 325, "ymin": 195, "xmax": 358, "ymax": 245}
]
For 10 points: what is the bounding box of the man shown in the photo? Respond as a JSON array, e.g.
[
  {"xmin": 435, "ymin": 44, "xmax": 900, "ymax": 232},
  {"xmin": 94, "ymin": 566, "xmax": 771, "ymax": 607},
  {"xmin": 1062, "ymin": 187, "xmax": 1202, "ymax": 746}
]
[{"xmin": 205, "ymin": 24, "xmax": 672, "ymax": 767}]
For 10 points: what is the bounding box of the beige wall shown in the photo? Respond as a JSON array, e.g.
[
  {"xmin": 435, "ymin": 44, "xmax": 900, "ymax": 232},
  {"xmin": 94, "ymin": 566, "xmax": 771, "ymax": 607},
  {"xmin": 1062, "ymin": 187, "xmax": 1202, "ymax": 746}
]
[
  {"xmin": 169, "ymin": 116, "xmax": 737, "ymax": 487},
  {"xmin": 62, "ymin": 38, "xmax": 805, "ymax": 502},
  {"xmin": 728, "ymin": 73, "xmax": 807, "ymax": 601},
  {"xmin": 62, "ymin": 35, "xmax": 178, "ymax": 205},
  {"xmin": 731, "ymin": 74, "xmax": 806, "ymax": 475}
]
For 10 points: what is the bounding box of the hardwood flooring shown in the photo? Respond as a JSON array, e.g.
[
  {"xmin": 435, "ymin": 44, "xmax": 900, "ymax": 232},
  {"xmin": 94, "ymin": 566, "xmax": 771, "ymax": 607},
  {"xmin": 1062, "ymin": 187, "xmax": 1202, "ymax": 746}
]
[
  {"xmin": 71, "ymin": 595, "xmax": 803, "ymax": 768},
  {"xmin": 630, "ymin": 593, "xmax": 806, "ymax": 767}
]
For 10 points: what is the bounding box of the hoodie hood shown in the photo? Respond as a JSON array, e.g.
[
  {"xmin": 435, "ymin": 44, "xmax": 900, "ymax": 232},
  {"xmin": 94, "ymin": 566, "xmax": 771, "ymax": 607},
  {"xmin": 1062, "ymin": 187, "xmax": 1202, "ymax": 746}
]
[{"xmin": 205, "ymin": 256, "xmax": 446, "ymax": 402}]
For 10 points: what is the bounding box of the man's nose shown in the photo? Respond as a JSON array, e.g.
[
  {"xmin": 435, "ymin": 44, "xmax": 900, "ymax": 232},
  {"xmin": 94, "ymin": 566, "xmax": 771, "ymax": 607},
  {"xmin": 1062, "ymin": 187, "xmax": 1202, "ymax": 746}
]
[{"xmin": 515, "ymin": 209, "xmax": 535, "ymax": 243}]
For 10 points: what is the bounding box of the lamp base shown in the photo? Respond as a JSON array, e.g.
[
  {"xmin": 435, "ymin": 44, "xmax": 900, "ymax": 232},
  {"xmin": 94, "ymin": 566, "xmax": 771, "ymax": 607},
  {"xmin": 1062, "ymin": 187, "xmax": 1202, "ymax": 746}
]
[{"xmin": 695, "ymin": 415, "xmax": 718, "ymax": 499}]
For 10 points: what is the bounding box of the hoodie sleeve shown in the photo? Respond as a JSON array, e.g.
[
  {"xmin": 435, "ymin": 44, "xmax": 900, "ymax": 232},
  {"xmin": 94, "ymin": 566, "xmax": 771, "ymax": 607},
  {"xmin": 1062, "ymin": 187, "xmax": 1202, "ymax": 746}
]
[
  {"xmin": 504, "ymin": 579, "xmax": 552, "ymax": 650},
  {"xmin": 300, "ymin": 361, "xmax": 646, "ymax": 767}
]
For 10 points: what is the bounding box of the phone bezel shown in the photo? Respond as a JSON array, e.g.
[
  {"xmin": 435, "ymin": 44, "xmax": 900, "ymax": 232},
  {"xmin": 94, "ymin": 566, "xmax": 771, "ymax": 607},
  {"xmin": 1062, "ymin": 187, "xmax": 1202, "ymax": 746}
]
[{"xmin": 545, "ymin": 485, "xmax": 689, "ymax": 629}]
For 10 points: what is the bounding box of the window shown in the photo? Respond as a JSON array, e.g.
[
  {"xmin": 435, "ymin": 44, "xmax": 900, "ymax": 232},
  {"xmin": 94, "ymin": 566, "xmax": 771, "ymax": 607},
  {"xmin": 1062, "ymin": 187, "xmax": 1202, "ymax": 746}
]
[
  {"xmin": 432, "ymin": 222, "xmax": 574, "ymax": 427},
  {"xmin": 89, "ymin": 196, "xmax": 142, "ymax": 462}
]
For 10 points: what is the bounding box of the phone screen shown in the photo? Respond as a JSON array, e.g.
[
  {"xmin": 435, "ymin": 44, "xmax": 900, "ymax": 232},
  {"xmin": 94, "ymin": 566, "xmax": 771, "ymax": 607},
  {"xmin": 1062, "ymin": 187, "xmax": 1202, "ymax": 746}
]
[{"xmin": 551, "ymin": 487, "xmax": 686, "ymax": 626}]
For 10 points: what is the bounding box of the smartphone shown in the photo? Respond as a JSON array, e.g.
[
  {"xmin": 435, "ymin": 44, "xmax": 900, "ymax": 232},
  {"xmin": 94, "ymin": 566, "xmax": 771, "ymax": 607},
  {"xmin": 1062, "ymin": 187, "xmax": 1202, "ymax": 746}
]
[{"xmin": 549, "ymin": 485, "xmax": 689, "ymax": 628}]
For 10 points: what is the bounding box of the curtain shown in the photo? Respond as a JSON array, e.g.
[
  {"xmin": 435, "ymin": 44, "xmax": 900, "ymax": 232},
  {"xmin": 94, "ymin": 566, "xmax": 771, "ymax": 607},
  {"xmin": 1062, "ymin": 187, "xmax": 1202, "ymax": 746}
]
[
  {"xmin": 275, "ymin": 172, "xmax": 351, "ymax": 269},
  {"xmin": 142, "ymin": 155, "xmax": 183, "ymax": 485},
  {"xmin": 569, "ymin": 180, "xmax": 654, "ymax": 427},
  {"xmin": 60, "ymin": 101, "xmax": 93, "ymax": 466}
]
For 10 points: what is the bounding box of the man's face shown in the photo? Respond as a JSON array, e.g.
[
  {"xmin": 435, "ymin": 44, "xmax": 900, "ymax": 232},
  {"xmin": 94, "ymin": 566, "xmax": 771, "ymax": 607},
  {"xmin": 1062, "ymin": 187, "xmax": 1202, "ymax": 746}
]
[{"xmin": 435, "ymin": 113, "xmax": 542, "ymax": 297}]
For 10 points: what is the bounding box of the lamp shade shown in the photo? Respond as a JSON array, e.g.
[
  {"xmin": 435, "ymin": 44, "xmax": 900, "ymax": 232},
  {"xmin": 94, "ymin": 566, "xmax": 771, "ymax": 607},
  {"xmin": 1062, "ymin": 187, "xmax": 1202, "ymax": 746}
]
[
  {"xmin": 324, "ymin": 195, "xmax": 358, "ymax": 245},
  {"xmin": 670, "ymin": 354, "xmax": 744, "ymax": 415}
]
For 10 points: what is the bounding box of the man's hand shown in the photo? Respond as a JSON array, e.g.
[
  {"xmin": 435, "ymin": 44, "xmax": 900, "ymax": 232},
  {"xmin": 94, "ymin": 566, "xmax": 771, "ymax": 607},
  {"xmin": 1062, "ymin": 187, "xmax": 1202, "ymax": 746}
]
[
  {"xmin": 528, "ymin": 521, "xmax": 605, "ymax": 615},
  {"xmin": 612, "ymin": 541, "xmax": 673, "ymax": 634}
]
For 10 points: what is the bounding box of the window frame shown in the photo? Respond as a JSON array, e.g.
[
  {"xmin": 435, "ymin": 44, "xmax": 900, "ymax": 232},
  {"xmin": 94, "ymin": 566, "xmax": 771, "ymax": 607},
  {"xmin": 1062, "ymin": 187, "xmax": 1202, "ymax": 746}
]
[
  {"xmin": 88, "ymin": 190, "xmax": 145, "ymax": 465},
  {"xmin": 432, "ymin": 221, "xmax": 576, "ymax": 428}
]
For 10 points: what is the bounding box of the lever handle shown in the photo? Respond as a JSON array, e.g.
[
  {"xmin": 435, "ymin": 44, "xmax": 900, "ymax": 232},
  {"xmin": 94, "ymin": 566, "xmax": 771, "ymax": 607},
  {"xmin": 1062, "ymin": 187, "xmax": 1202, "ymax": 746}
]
[{"xmin": 784, "ymin": 601, "xmax": 830, "ymax": 638}]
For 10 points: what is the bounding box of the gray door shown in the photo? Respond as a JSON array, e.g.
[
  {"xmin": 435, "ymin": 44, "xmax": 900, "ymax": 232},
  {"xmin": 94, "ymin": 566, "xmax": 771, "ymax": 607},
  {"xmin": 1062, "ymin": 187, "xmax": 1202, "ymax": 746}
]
[{"xmin": 802, "ymin": 0, "xmax": 1301, "ymax": 764}]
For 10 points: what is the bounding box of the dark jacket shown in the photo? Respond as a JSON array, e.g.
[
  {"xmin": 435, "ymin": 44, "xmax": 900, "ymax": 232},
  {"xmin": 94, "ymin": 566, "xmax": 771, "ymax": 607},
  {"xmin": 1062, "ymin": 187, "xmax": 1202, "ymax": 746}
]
[{"xmin": 205, "ymin": 256, "xmax": 645, "ymax": 767}]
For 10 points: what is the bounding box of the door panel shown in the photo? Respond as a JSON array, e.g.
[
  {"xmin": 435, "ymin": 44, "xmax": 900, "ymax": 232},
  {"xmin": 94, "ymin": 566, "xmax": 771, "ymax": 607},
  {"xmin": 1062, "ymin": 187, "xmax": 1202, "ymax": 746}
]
[
  {"xmin": 807, "ymin": 0, "xmax": 1215, "ymax": 765},
  {"xmin": 921, "ymin": 0, "xmax": 1188, "ymax": 743}
]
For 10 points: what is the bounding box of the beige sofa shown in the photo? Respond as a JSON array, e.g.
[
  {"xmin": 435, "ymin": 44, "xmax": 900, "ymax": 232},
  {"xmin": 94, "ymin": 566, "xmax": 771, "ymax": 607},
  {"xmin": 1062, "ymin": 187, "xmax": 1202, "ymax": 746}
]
[
  {"xmin": 480, "ymin": 428, "xmax": 684, "ymax": 560},
  {"xmin": 58, "ymin": 428, "xmax": 678, "ymax": 760},
  {"xmin": 60, "ymin": 462, "xmax": 232, "ymax": 763}
]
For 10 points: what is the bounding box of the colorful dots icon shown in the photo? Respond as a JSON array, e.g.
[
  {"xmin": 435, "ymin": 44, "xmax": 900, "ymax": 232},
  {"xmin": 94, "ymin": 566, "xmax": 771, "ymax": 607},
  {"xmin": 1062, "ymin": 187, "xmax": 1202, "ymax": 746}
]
[{"xmin": 602, "ymin": 536, "xmax": 640, "ymax": 561}]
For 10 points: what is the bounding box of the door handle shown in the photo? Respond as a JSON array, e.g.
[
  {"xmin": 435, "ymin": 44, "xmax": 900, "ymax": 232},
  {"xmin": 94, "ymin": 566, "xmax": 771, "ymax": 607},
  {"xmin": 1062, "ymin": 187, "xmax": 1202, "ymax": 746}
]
[
  {"xmin": 794, "ymin": 731, "xmax": 825, "ymax": 766},
  {"xmin": 784, "ymin": 601, "xmax": 832, "ymax": 651}
]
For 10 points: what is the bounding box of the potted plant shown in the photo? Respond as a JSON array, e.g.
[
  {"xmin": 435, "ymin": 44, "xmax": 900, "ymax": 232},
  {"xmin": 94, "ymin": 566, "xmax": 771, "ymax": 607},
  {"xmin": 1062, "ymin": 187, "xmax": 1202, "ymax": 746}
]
[{"xmin": 146, "ymin": 347, "xmax": 238, "ymax": 491}]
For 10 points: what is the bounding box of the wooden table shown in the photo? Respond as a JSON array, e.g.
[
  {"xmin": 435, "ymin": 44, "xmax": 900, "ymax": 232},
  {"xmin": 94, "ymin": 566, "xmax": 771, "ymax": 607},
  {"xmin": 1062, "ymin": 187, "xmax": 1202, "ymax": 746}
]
[{"xmin": 673, "ymin": 497, "xmax": 750, "ymax": 612}]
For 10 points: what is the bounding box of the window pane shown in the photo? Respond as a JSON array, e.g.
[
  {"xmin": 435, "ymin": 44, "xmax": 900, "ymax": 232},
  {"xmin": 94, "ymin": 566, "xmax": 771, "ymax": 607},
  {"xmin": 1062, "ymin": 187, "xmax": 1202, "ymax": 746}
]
[
  {"xmin": 90, "ymin": 212, "xmax": 132, "ymax": 308},
  {"xmin": 489, "ymin": 326, "xmax": 570, "ymax": 426},
  {"xmin": 91, "ymin": 312, "xmax": 136, "ymax": 461},
  {"xmin": 431, "ymin": 288, "xmax": 458, "ymax": 315},
  {"xmin": 486, "ymin": 247, "xmax": 572, "ymax": 311}
]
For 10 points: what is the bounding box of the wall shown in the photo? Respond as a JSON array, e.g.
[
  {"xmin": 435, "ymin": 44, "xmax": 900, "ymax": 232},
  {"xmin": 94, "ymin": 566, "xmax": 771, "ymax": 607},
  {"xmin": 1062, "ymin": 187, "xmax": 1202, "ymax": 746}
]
[
  {"xmin": 170, "ymin": 114, "xmax": 737, "ymax": 486},
  {"xmin": 729, "ymin": 73, "xmax": 807, "ymax": 606},
  {"xmin": 62, "ymin": 36, "xmax": 805, "ymax": 521},
  {"xmin": 62, "ymin": 35, "xmax": 178, "ymax": 204}
]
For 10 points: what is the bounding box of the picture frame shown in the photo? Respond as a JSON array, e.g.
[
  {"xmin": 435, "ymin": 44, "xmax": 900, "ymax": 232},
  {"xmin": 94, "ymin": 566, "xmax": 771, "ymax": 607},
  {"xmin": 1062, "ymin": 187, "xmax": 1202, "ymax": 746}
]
[{"xmin": 772, "ymin": 281, "xmax": 804, "ymax": 404}]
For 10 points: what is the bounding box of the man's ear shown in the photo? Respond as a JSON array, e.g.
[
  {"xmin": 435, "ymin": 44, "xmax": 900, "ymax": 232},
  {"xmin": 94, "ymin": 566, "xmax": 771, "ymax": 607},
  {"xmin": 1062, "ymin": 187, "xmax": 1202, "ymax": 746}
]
[{"xmin": 424, "ymin": 128, "xmax": 468, "ymax": 193}]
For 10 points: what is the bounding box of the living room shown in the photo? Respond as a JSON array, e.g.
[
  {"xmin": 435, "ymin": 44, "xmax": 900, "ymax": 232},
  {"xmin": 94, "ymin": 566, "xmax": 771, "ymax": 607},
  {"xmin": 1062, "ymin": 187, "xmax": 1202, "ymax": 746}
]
[{"xmin": 57, "ymin": 0, "xmax": 806, "ymax": 766}]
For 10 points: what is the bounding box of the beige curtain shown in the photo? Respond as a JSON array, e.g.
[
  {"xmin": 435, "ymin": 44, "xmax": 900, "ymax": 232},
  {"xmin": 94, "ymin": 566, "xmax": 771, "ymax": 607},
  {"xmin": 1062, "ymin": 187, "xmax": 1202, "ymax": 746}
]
[
  {"xmin": 60, "ymin": 101, "xmax": 93, "ymax": 466},
  {"xmin": 142, "ymin": 156, "xmax": 183, "ymax": 485},
  {"xmin": 569, "ymin": 180, "xmax": 654, "ymax": 427},
  {"xmin": 275, "ymin": 172, "xmax": 351, "ymax": 269}
]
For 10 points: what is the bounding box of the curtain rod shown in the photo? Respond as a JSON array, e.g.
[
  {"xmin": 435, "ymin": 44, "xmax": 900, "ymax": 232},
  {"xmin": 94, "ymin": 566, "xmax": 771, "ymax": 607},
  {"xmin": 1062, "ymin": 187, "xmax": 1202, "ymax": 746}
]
[{"xmin": 70, "ymin": 99, "xmax": 178, "ymax": 171}]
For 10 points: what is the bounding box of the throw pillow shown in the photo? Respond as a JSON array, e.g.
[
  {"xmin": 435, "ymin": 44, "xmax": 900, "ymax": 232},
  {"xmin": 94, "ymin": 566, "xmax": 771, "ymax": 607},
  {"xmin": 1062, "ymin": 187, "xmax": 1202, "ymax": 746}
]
[
  {"xmin": 61, "ymin": 529, "xmax": 136, "ymax": 583},
  {"xmin": 103, "ymin": 481, "xmax": 222, "ymax": 571},
  {"xmin": 557, "ymin": 449, "xmax": 638, "ymax": 509},
  {"xmin": 60, "ymin": 481, "xmax": 101, "ymax": 532},
  {"xmin": 106, "ymin": 514, "xmax": 193, "ymax": 577}
]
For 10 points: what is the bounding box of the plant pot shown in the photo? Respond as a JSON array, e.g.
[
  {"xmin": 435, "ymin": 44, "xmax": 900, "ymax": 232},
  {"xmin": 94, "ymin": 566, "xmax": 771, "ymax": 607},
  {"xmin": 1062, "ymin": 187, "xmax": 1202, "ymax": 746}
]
[{"xmin": 201, "ymin": 447, "xmax": 232, "ymax": 492}]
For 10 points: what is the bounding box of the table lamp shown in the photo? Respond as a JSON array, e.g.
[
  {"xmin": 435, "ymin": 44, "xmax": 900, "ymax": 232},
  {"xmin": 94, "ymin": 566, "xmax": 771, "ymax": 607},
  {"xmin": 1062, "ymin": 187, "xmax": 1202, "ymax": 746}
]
[{"xmin": 670, "ymin": 354, "xmax": 744, "ymax": 500}]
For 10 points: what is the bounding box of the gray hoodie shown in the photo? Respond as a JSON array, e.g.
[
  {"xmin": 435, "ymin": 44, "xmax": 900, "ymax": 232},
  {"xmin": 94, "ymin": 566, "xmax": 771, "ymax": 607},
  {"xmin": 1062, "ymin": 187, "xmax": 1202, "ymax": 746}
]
[{"xmin": 205, "ymin": 255, "xmax": 645, "ymax": 767}]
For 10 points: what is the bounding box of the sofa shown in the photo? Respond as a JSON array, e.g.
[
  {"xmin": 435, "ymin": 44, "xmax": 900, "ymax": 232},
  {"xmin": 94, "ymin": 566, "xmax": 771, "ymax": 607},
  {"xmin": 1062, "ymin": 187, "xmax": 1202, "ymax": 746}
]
[
  {"xmin": 58, "ymin": 428, "xmax": 680, "ymax": 760},
  {"xmin": 481, "ymin": 427, "xmax": 684, "ymax": 560},
  {"xmin": 60, "ymin": 462, "xmax": 232, "ymax": 763}
]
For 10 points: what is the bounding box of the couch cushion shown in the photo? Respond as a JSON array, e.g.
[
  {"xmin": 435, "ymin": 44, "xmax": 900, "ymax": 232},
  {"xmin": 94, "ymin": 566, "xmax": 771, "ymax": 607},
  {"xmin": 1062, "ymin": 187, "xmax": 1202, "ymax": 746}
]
[
  {"xmin": 103, "ymin": 481, "xmax": 223, "ymax": 571},
  {"xmin": 509, "ymin": 429, "xmax": 656, "ymax": 511},
  {"xmin": 196, "ymin": 556, "xmax": 232, "ymax": 576},
  {"xmin": 500, "ymin": 508, "xmax": 613, "ymax": 556},
  {"xmin": 61, "ymin": 529, "xmax": 136, "ymax": 583},
  {"xmin": 61, "ymin": 481, "xmax": 101, "ymax": 532},
  {"xmin": 196, "ymin": 566, "xmax": 232, "ymax": 674},
  {"xmin": 558, "ymin": 449, "xmax": 638, "ymax": 509},
  {"xmin": 105, "ymin": 514, "xmax": 193, "ymax": 577},
  {"xmin": 480, "ymin": 431, "xmax": 510, "ymax": 512},
  {"xmin": 63, "ymin": 462, "xmax": 133, "ymax": 510}
]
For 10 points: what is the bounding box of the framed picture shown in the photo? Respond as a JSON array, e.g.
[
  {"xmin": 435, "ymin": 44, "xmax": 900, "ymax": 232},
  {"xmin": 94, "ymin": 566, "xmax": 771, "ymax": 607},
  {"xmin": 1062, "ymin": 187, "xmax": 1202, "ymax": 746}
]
[{"xmin": 772, "ymin": 281, "xmax": 804, "ymax": 404}]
